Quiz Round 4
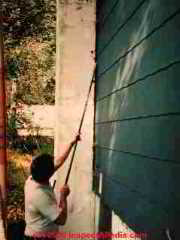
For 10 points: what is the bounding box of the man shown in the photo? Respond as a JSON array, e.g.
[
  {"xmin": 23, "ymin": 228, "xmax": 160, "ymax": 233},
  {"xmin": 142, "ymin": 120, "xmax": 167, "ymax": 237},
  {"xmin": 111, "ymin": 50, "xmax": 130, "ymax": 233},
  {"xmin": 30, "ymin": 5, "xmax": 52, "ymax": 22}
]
[{"xmin": 24, "ymin": 134, "xmax": 80, "ymax": 240}]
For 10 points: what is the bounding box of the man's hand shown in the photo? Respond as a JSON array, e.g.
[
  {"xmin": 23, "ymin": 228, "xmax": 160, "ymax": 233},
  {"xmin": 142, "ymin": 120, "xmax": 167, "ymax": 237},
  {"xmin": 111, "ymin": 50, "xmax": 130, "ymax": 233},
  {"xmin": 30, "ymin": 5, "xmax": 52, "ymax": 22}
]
[
  {"xmin": 55, "ymin": 185, "xmax": 70, "ymax": 225},
  {"xmin": 60, "ymin": 185, "xmax": 70, "ymax": 199},
  {"xmin": 54, "ymin": 133, "xmax": 81, "ymax": 172}
]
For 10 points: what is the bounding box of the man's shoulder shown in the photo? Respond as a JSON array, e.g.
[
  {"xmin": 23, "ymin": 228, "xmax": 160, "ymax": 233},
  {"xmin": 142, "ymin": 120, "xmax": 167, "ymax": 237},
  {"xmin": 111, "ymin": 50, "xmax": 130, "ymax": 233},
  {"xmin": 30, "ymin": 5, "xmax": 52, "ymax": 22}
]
[
  {"xmin": 25, "ymin": 176, "xmax": 42, "ymax": 197},
  {"xmin": 25, "ymin": 177, "xmax": 53, "ymax": 195}
]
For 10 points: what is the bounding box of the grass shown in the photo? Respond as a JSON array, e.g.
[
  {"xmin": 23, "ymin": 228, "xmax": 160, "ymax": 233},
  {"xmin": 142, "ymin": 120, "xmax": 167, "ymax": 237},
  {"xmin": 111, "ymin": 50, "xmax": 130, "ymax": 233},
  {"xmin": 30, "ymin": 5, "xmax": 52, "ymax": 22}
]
[{"xmin": 7, "ymin": 149, "xmax": 31, "ymax": 222}]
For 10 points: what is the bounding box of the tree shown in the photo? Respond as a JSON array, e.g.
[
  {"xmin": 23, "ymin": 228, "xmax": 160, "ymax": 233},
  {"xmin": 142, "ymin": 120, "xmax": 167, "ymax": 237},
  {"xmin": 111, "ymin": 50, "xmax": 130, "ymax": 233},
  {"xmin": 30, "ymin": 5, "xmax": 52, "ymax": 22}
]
[{"xmin": 2, "ymin": 0, "xmax": 56, "ymax": 105}]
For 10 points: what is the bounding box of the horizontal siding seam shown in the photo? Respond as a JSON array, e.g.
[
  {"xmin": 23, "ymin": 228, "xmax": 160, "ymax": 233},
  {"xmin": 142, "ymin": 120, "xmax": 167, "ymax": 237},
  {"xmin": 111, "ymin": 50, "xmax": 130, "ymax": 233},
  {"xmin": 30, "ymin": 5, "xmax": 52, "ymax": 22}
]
[
  {"xmin": 97, "ymin": 8, "xmax": 180, "ymax": 79},
  {"xmin": 95, "ymin": 168, "xmax": 176, "ymax": 215},
  {"xmin": 97, "ymin": 0, "xmax": 148, "ymax": 56},
  {"xmin": 96, "ymin": 59, "xmax": 180, "ymax": 102},
  {"xmin": 95, "ymin": 111, "xmax": 180, "ymax": 124},
  {"xmin": 97, "ymin": 0, "xmax": 119, "ymax": 32},
  {"xmin": 95, "ymin": 145, "xmax": 180, "ymax": 165}
]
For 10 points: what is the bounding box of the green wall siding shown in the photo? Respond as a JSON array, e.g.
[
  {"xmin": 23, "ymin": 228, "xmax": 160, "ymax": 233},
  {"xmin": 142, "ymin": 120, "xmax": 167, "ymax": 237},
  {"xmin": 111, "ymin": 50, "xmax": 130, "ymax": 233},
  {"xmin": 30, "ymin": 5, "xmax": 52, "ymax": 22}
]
[{"xmin": 95, "ymin": 0, "xmax": 180, "ymax": 233}]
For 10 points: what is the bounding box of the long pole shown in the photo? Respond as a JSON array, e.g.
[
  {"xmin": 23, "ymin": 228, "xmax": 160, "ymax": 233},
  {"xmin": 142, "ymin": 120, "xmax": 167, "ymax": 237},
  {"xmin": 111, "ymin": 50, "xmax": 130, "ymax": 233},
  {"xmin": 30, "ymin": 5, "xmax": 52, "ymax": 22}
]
[
  {"xmin": 0, "ymin": 21, "xmax": 7, "ymax": 239},
  {"xmin": 65, "ymin": 67, "xmax": 96, "ymax": 184}
]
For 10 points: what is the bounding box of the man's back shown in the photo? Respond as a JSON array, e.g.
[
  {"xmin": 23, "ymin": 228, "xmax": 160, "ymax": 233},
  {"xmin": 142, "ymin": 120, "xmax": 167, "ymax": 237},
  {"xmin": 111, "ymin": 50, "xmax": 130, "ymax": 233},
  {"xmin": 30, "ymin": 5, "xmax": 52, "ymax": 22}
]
[{"xmin": 24, "ymin": 176, "xmax": 59, "ymax": 238}]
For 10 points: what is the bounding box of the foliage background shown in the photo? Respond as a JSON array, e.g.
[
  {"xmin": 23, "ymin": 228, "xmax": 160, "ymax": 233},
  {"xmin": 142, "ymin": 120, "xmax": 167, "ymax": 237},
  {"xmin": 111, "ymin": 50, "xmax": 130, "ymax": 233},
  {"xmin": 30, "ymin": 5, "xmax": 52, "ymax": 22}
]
[
  {"xmin": 2, "ymin": 0, "xmax": 56, "ymax": 105},
  {"xmin": 1, "ymin": 1, "xmax": 56, "ymax": 228}
]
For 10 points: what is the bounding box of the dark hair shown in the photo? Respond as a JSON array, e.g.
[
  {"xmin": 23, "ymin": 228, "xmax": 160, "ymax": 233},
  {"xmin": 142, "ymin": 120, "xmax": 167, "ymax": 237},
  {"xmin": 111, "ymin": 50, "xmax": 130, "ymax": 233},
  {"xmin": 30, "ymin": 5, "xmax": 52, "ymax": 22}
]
[{"xmin": 31, "ymin": 154, "xmax": 54, "ymax": 183}]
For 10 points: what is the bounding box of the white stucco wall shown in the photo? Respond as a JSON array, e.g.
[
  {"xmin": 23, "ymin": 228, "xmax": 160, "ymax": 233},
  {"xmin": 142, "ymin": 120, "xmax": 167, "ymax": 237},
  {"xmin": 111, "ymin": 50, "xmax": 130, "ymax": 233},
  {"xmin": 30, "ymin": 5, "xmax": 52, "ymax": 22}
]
[{"xmin": 55, "ymin": 0, "xmax": 96, "ymax": 235}]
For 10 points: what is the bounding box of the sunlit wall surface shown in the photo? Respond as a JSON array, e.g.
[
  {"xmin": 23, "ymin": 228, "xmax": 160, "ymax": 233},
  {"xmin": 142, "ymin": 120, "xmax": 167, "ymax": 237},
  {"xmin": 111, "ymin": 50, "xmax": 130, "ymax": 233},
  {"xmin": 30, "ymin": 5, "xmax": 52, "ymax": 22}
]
[{"xmin": 55, "ymin": 0, "xmax": 96, "ymax": 235}]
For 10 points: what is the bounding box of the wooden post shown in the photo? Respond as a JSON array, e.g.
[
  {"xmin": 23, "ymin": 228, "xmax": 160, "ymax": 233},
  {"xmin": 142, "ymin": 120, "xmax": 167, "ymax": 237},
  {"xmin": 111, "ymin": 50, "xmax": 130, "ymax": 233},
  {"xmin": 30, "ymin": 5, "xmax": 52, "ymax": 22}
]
[{"xmin": 0, "ymin": 22, "xmax": 7, "ymax": 240}]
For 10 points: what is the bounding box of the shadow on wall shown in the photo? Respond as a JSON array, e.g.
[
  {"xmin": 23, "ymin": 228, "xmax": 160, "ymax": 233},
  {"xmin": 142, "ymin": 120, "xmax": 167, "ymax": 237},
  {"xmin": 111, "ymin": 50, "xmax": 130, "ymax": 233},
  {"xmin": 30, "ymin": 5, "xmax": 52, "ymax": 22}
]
[{"xmin": 95, "ymin": 0, "xmax": 180, "ymax": 239}]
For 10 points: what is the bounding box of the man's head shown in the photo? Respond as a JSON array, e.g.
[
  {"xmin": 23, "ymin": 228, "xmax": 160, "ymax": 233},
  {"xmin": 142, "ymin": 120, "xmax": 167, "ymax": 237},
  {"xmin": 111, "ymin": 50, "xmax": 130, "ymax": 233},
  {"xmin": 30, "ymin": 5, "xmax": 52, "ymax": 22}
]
[{"xmin": 31, "ymin": 154, "xmax": 54, "ymax": 183}]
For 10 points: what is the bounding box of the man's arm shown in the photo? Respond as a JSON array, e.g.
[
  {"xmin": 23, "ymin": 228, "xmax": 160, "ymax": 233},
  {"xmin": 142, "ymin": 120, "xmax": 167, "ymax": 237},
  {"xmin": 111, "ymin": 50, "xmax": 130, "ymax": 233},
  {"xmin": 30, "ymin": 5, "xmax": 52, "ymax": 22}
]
[
  {"xmin": 53, "ymin": 185, "xmax": 70, "ymax": 225},
  {"xmin": 54, "ymin": 134, "xmax": 80, "ymax": 172},
  {"xmin": 54, "ymin": 197, "xmax": 67, "ymax": 225}
]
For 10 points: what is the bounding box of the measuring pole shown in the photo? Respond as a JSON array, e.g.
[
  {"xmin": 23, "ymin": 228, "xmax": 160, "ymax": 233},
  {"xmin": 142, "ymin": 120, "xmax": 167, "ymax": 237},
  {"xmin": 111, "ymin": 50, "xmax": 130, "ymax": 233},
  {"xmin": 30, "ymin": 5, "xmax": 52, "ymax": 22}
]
[
  {"xmin": 0, "ymin": 23, "xmax": 7, "ymax": 239},
  {"xmin": 52, "ymin": 66, "xmax": 96, "ymax": 190},
  {"xmin": 64, "ymin": 67, "xmax": 96, "ymax": 184}
]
